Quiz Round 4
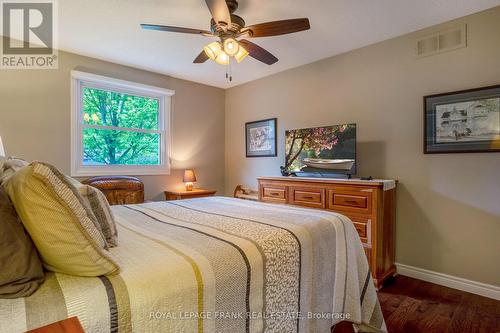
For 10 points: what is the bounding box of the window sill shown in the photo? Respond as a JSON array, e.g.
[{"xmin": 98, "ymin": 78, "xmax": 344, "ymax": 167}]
[{"xmin": 71, "ymin": 165, "xmax": 171, "ymax": 177}]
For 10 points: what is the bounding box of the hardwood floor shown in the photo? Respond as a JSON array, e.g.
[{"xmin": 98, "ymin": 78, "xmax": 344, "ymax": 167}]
[{"xmin": 333, "ymin": 275, "xmax": 500, "ymax": 333}]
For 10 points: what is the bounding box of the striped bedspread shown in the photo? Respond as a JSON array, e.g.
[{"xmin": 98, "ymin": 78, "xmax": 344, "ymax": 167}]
[{"xmin": 0, "ymin": 197, "xmax": 386, "ymax": 333}]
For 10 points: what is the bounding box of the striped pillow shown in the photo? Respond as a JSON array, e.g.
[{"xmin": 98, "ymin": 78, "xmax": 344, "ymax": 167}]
[
  {"xmin": 65, "ymin": 176, "xmax": 118, "ymax": 248},
  {"xmin": 80, "ymin": 185, "xmax": 118, "ymax": 247},
  {"xmin": 3, "ymin": 162, "xmax": 120, "ymax": 277}
]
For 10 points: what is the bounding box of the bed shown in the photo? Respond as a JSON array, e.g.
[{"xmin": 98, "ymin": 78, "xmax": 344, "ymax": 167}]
[{"xmin": 0, "ymin": 197, "xmax": 386, "ymax": 333}]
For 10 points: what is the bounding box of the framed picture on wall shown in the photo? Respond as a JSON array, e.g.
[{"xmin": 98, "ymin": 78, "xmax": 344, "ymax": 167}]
[
  {"xmin": 424, "ymin": 84, "xmax": 500, "ymax": 153},
  {"xmin": 245, "ymin": 118, "xmax": 277, "ymax": 157}
]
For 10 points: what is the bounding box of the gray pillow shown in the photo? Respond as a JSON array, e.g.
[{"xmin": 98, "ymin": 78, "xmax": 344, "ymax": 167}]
[
  {"xmin": 83, "ymin": 185, "xmax": 118, "ymax": 247},
  {"xmin": 0, "ymin": 186, "xmax": 45, "ymax": 298},
  {"xmin": 0, "ymin": 157, "xmax": 28, "ymax": 184},
  {"xmin": 66, "ymin": 176, "xmax": 118, "ymax": 248}
]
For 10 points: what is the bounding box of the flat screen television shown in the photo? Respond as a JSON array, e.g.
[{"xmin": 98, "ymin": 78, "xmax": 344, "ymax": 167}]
[{"xmin": 284, "ymin": 123, "xmax": 356, "ymax": 177}]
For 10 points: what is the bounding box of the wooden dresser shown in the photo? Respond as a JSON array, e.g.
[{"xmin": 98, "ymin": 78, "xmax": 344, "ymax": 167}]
[{"xmin": 258, "ymin": 176, "xmax": 396, "ymax": 289}]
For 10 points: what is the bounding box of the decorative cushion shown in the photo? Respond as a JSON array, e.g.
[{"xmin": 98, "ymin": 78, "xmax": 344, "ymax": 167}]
[
  {"xmin": 0, "ymin": 186, "xmax": 45, "ymax": 298},
  {"xmin": 3, "ymin": 162, "xmax": 120, "ymax": 277},
  {"xmin": 82, "ymin": 185, "xmax": 118, "ymax": 247},
  {"xmin": 67, "ymin": 177, "xmax": 118, "ymax": 247},
  {"xmin": 0, "ymin": 157, "xmax": 28, "ymax": 184}
]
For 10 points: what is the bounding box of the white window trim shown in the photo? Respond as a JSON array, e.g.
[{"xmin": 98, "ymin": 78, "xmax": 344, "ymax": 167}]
[{"xmin": 70, "ymin": 70, "xmax": 174, "ymax": 177}]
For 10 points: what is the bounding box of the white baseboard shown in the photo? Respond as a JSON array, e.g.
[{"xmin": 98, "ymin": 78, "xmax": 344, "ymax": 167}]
[{"xmin": 395, "ymin": 263, "xmax": 500, "ymax": 301}]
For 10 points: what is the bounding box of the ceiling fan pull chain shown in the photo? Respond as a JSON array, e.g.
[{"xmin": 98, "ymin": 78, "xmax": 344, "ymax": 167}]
[{"xmin": 224, "ymin": 60, "xmax": 233, "ymax": 82}]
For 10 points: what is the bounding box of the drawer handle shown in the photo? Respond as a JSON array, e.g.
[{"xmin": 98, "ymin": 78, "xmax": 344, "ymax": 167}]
[
  {"xmin": 303, "ymin": 196, "xmax": 314, "ymax": 200},
  {"xmin": 345, "ymin": 200, "xmax": 359, "ymax": 204},
  {"xmin": 270, "ymin": 192, "xmax": 279, "ymax": 196}
]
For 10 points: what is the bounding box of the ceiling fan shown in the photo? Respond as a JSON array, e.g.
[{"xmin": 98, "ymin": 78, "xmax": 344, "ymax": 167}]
[{"xmin": 141, "ymin": 0, "xmax": 310, "ymax": 68}]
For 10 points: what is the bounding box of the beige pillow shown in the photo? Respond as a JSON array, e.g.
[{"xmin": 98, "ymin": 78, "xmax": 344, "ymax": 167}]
[
  {"xmin": 67, "ymin": 177, "xmax": 118, "ymax": 247},
  {"xmin": 0, "ymin": 186, "xmax": 45, "ymax": 298},
  {"xmin": 3, "ymin": 162, "xmax": 120, "ymax": 277},
  {"xmin": 0, "ymin": 157, "xmax": 28, "ymax": 184}
]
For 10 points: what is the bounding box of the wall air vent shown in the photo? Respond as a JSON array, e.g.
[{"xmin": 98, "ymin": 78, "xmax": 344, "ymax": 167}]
[{"xmin": 416, "ymin": 24, "xmax": 467, "ymax": 58}]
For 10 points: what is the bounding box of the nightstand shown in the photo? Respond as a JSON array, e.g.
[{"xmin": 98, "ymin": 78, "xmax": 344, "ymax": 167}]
[{"xmin": 164, "ymin": 188, "xmax": 217, "ymax": 201}]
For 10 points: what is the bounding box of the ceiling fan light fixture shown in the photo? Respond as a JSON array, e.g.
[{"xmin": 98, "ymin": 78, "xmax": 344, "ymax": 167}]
[
  {"xmin": 214, "ymin": 50, "xmax": 230, "ymax": 65},
  {"xmin": 203, "ymin": 41, "xmax": 222, "ymax": 60},
  {"xmin": 223, "ymin": 38, "xmax": 239, "ymax": 56},
  {"xmin": 142, "ymin": 0, "xmax": 311, "ymax": 68},
  {"xmin": 234, "ymin": 45, "xmax": 249, "ymax": 63}
]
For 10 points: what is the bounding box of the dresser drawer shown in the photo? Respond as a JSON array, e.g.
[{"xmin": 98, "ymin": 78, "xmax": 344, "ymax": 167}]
[
  {"xmin": 353, "ymin": 222, "xmax": 367, "ymax": 238},
  {"xmin": 334, "ymin": 194, "xmax": 367, "ymax": 208},
  {"xmin": 261, "ymin": 185, "xmax": 287, "ymax": 203},
  {"xmin": 327, "ymin": 188, "xmax": 373, "ymax": 215},
  {"xmin": 289, "ymin": 186, "xmax": 325, "ymax": 208},
  {"xmin": 348, "ymin": 215, "xmax": 371, "ymax": 244}
]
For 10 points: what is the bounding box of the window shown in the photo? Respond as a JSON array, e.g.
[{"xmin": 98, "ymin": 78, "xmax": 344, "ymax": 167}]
[{"xmin": 71, "ymin": 71, "xmax": 174, "ymax": 176}]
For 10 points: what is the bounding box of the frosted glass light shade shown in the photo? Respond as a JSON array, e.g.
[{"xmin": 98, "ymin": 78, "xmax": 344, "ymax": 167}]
[
  {"xmin": 215, "ymin": 51, "xmax": 229, "ymax": 65},
  {"xmin": 234, "ymin": 45, "xmax": 249, "ymax": 63},
  {"xmin": 223, "ymin": 38, "xmax": 239, "ymax": 56},
  {"xmin": 203, "ymin": 40, "xmax": 248, "ymax": 65},
  {"xmin": 203, "ymin": 42, "xmax": 222, "ymax": 60}
]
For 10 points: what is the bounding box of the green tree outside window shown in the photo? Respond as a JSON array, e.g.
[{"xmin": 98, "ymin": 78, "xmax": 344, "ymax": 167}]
[{"xmin": 82, "ymin": 87, "xmax": 161, "ymax": 165}]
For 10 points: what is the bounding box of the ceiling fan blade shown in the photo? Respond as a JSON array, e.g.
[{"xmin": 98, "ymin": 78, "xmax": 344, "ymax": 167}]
[
  {"xmin": 243, "ymin": 18, "xmax": 310, "ymax": 38},
  {"xmin": 205, "ymin": 0, "xmax": 231, "ymax": 26},
  {"xmin": 193, "ymin": 50, "xmax": 209, "ymax": 63},
  {"xmin": 239, "ymin": 40, "xmax": 278, "ymax": 65},
  {"xmin": 141, "ymin": 24, "xmax": 214, "ymax": 36}
]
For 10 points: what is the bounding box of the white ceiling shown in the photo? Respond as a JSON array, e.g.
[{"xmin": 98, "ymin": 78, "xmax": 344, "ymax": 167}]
[{"xmin": 58, "ymin": 0, "xmax": 500, "ymax": 89}]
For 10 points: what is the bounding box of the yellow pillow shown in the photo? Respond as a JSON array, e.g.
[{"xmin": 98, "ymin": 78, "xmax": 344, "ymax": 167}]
[{"xmin": 3, "ymin": 162, "xmax": 120, "ymax": 277}]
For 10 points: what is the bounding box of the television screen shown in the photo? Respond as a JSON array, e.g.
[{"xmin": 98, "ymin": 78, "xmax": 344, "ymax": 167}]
[{"xmin": 285, "ymin": 123, "xmax": 356, "ymax": 176}]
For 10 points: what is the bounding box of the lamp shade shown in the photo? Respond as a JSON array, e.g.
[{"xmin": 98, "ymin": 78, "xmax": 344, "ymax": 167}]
[
  {"xmin": 0, "ymin": 136, "xmax": 5, "ymax": 157},
  {"xmin": 183, "ymin": 169, "xmax": 196, "ymax": 183},
  {"xmin": 234, "ymin": 45, "xmax": 249, "ymax": 63},
  {"xmin": 223, "ymin": 38, "xmax": 239, "ymax": 56},
  {"xmin": 214, "ymin": 51, "xmax": 229, "ymax": 65},
  {"xmin": 203, "ymin": 41, "xmax": 221, "ymax": 61}
]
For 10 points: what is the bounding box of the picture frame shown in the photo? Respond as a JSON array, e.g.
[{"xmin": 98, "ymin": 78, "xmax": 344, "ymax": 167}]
[
  {"xmin": 424, "ymin": 84, "xmax": 500, "ymax": 154},
  {"xmin": 245, "ymin": 118, "xmax": 277, "ymax": 157}
]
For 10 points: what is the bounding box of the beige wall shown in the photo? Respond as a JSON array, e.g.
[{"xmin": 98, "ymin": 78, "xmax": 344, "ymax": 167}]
[
  {"xmin": 225, "ymin": 7, "xmax": 500, "ymax": 286},
  {"xmin": 0, "ymin": 48, "xmax": 225, "ymax": 200}
]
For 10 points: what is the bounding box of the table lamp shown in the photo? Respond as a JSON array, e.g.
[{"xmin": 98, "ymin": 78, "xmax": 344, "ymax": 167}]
[
  {"xmin": 0, "ymin": 136, "xmax": 5, "ymax": 158},
  {"xmin": 183, "ymin": 169, "xmax": 196, "ymax": 191}
]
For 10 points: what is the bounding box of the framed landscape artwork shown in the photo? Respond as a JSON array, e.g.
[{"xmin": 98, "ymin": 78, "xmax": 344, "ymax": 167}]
[
  {"xmin": 424, "ymin": 84, "xmax": 500, "ymax": 153},
  {"xmin": 245, "ymin": 118, "xmax": 277, "ymax": 157}
]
